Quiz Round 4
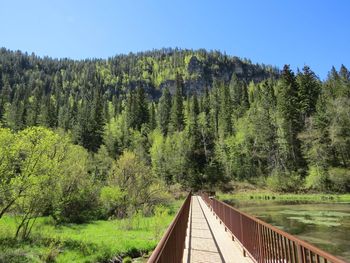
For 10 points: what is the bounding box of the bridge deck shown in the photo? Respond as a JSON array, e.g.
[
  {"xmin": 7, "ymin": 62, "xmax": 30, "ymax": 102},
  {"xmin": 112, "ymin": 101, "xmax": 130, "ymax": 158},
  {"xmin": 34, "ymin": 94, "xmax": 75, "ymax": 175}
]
[{"xmin": 183, "ymin": 196, "xmax": 253, "ymax": 263}]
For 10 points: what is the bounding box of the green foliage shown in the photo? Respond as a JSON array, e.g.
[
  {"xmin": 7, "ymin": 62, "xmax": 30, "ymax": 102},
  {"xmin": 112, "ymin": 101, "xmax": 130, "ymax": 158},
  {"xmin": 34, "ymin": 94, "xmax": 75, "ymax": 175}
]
[
  {"xmin": 170, "ymin": 73, "xmax": 184, "ymax": 132},
  {"xmin": 123, "ymin": 256, "xmax": 133, "ymax": 263},
  {"xmin": 100, "ymin": 186, "xmax": 125, "ymax": 218},
  {"xmin": 1, "ymin": 46, "xmax": 350, "ymax": 262},
  {"xmin": 217, "ymin": 80, "xmax": 232, "ymax": 137},
  {"xmin": 305, "ymin": 166, "xmax": 330, "ymax": 191},
  {"xmin": 90, "ymin": 145, "xmax": 114, "ymax": 181},
  {"xmin": 153, "ymin": 206, "xmax": 170, "ymax": 239},
  {"xmin": 266, "ymin": 170, "xmax": 302, "ymax": 192},
  {"xmin": 275, "ymin": 65, "xmax": 304, "ymax": 172},
  {"xmin": 0, "ymin": 203, "xmax": 178, "ymax": 263},
  {"xmin": 108, "ymin": 151, "xmax": 169, "ymax": 217},
  {"xmin": 52, "ymin": 144, "xmax": 99, "ymax": 223},
  {"xmin": 0, "ymin": 127, "xmax": 66, "ymax": 238},
  {"xmin": 157, "ymin": 88, "xmax": 172, "ymax": 135},
  {"xmin": 0, "ymin": 47, "xmax": 349, "ymax": 213},
  {"xmin": 328, "ymin": 167, "xmax": 350, "ymax": 193},
  {"xmin": 296, "ymin": 66, "xmax": 321, "ymax": 119},
  {"xmin": 103, "ymin": 115, "xmax": 127, "ymax": 157}
]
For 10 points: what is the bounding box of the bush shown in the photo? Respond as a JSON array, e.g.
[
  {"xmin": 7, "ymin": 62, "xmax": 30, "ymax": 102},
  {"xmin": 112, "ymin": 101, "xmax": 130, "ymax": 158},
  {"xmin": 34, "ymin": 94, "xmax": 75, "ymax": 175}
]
[
  {"xmin": 328, "ymin": 167, "xmax": 350, "ymax": 193},
  {"xmin": 305, "ymin": 166, "xmax": 329, "ymax": 191},
  {"xmin": 123, "ymin": 256, "xmax": 133, "ymax": 263},
  {"xmin": 266, "ymin": 170, "xmax": 302, "ymax": 192},
  {"xmin": 52, "ymin": 144, "xmax": 100, "ymax": 223},
  {"xmin": 100, "ymin": 186, "xmax": 125, "ymax": 218}
]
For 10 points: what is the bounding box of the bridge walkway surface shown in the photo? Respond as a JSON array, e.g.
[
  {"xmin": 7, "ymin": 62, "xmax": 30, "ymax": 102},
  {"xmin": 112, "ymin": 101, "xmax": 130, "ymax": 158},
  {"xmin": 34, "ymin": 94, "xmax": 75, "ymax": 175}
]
[{"xmin": 182, "ymin": 195, "xmax": 253, "ymax": 263}]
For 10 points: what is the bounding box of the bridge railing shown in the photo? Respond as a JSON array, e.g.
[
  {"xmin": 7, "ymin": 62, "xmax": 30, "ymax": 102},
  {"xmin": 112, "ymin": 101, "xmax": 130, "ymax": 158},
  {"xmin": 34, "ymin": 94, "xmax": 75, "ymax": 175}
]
[
  {"xmin": 148, "ymin": 192, "xmax": 191, "ymax": 263},
  {"xmin": 200, "ymin": 193, "xmax": 347, "ymax": 263}
]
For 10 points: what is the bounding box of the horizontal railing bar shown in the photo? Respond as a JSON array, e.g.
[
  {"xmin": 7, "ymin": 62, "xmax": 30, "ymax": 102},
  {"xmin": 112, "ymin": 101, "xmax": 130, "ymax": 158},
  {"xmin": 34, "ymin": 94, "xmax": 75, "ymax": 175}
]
[
  {"xmin": 148, "ymin": 192, "xmax": 191, "ymax": 263},
  {"xmin": 200, "ymin": 192, "xmax": 347, "ymax": 263}
]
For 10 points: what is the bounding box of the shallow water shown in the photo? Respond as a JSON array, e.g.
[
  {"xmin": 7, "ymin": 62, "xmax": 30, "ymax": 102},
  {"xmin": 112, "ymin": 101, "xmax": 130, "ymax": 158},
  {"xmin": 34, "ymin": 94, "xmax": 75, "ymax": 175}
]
[{"xmin": 223, "ymin": 199, "xmax": 350, "ymax": 261}]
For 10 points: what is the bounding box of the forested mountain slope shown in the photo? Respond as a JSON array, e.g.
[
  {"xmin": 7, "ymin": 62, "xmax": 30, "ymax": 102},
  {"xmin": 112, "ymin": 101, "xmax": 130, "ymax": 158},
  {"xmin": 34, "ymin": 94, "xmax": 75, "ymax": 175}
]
[
  {"xmin": 0, "ymin": 47, "xmax": 278, "ymax": 99},
  {"xmin": 0, "ymin": 47, "xmax": 349, "ymax": 194}
]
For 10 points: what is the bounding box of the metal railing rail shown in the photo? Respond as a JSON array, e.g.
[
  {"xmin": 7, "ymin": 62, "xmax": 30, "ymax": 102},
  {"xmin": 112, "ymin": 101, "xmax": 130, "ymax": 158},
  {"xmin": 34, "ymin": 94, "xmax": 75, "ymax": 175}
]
[
  {"xmin": 148, "ymin": 192, "xmax": 191, "ymax": 263},
  {"xmin": 200, "ymin": 193, "xmax": 347, "ymax": 263}
]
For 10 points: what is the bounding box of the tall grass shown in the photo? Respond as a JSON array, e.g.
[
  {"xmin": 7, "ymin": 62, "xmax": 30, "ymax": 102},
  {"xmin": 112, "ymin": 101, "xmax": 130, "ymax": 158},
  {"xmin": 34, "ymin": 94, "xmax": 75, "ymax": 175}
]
[{"xmin": 0, "ymin": 200, "xmax": 183, "ymax": 263}]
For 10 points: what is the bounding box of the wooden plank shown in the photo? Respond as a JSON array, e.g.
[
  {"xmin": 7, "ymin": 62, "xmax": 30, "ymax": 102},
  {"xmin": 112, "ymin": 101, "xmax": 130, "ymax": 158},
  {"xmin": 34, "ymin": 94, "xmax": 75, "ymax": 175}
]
[{"xmin": 183, "ymin": 196, "xmax": 253, "ymax": 263}]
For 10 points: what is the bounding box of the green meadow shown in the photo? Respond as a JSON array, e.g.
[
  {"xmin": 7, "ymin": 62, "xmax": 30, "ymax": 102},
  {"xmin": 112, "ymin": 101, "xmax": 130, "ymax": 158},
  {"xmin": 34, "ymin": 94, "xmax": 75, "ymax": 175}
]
[{"xmin": 0, "ymin": 200, "xmax": 182, "ymax": 263}]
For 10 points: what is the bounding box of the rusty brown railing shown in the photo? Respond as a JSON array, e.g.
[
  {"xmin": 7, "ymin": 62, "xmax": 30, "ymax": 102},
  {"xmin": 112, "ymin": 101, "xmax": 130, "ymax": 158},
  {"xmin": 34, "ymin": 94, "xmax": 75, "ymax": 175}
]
[
  {"xmin": 148, "ymin": 192, "xmax": 191, "ymax": 263},
  {"xmin": 200, "ymin": 193, "xmax": 347, "ymax": 263}
]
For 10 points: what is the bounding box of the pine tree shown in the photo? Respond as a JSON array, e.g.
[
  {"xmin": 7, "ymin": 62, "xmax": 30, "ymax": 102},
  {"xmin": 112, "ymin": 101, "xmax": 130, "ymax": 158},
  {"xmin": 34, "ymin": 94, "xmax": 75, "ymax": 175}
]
[
  {"xmin": 0, "ymin": 78, "xmax": 11, "ymax": 121},
  {"xmin": 339, "ymin": 64, "xmax": 350, "ymax": 98},
  {"xmin": 158, "ymin": 87, "xmax": 172, "ymax": 135},
  {"xmin": 75, "ymin": 83, "xmax": 105, "ymax": 152},
  {"xmin": 187, "ymin": 92, "xmax": 214, "ymax": 189},
  {"xmin": 58, "ymin": 95, "xmax": 71, "ymax": 130},
  {"xmin": 218, "ymin": 81, "xmax": 232, "ymax": 137},
  {"xmin": 186, "ymin": 93, "xmax": 199, "ymax": 141},
  {"xmin": 4, "ymin": 84, "xmax": 26, "ymax": 130},
  {"xmin": 170, "ymin": 73, "xmax": 184, "ymax": 132},
  {"xmin": 210, "ymin": 81, "xmax": 220, "ymax": 138},
  {"xmin": 125, "ymin": 90, "xmax": 135, "ymax": 128},
  {"xmin": 149, "ymin": 102, "xmax": 157, "ymax": 130},
  {"xmin": 200, "ymin": 86, "xmax": 210, "ymax": 115},
  {"xmin": 134, "ymin": 86, "xmax": 149, "ymax": 130},
  {"xmin": 296, "ymin": 66, "xmax": 320, "ymax": 121},
  {"xmin": 276, "ymin": 65, "xmax": 304, "ymax": 171},
  {"xmin": 230, "ymin": 73, "xmax": 249, "ymax": 118},
  {"xmin": 91, "ymin": 85, "xmax": 105, "ymax": 152}
]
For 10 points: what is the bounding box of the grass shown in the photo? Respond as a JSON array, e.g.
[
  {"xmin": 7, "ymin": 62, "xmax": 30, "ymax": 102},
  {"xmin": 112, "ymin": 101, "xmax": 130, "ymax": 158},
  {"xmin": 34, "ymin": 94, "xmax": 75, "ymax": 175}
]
[{"xmin": 0, "ymin": 200, "xmax": 183, "ymax": 263}]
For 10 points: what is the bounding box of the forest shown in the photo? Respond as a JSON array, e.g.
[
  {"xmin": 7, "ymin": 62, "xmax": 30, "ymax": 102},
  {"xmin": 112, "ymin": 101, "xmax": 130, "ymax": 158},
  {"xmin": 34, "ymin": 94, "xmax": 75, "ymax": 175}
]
[{"xmin": 0, "ymin": 48, "xmax": 349, "ymax": 257}]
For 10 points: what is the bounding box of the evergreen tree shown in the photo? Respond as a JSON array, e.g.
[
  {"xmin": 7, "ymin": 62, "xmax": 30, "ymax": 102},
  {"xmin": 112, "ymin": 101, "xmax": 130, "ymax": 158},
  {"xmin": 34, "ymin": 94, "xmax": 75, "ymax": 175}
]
[
  {"xmin": 149, "ymin": 102, "xmax": 157, "ymax": 130},
  {"xmin": 134, "ymin": 86, "xmax": 149, "ymax": 130},
  {"xmin": 75, "ymin": 83, "xmax": 105, "ymax": 152},
  {"xmin": 4, "ymin": 84, "xmax": 25, "ymax": 130},
  {"xmin": 200, "ymin": 86, "xmax": 210, "ymax": 115},
  {"xmin": 157, "ymin": 87, "xmax": 172, "ymax": 135},
  {"xmin": 230, "ymin": 73, "xmax": 249, "ymax": 118},
  {"xmin": 276, "ymin": 65, "xmax": 304, "ymax": 172},
  {"xmin": 338, "ymin": 64, "xmax": 350, "ymax": 98},
  {"xmin": 218, "ymin": 81, "xmax": 232, "ymax": 137},
  {"xmin": 186, "ymin": 93, "xmax": 200, "ymax": 142},
  {"xmin": 0, "ymin": 79, "xmax": 11, "ymax": 120},
  {"xmin": 296, "ymin": 66, "xmax": 321, "ymax": 121},
  {"xmin": 210, "ymin": 81, "xmax": 220, "ymax": 138},
  {"xmin": 125, "ymin": 90, "xmax": 135, "ymax": 129},
  {"xmin": 170, "ymin": 73, "xmax": 184, "ymax": 132}
]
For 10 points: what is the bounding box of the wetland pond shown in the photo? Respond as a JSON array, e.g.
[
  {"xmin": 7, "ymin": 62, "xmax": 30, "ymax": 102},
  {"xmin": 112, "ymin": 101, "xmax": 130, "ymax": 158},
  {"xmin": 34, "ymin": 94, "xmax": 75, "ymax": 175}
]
[{"xmin": 223, "ymin": 199, "xmax": 350, "ymax": 261}]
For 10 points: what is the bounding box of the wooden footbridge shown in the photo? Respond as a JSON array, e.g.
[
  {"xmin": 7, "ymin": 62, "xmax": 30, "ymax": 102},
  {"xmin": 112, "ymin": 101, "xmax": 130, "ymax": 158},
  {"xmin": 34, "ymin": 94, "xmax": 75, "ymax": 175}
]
[{"xmin": 148, "ymin": 193, "xmax": 348, "ymax": 263}]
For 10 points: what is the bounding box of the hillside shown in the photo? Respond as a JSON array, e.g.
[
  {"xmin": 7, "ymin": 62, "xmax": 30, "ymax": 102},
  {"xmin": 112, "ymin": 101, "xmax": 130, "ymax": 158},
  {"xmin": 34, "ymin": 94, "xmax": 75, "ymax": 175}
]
[
  {"xmin": 0, "ymin": 47, "xmax": 278, "ymax": 100},
  {"xmin": 0, "ymin": 47, "xmax": 349, "ymax": 194}
]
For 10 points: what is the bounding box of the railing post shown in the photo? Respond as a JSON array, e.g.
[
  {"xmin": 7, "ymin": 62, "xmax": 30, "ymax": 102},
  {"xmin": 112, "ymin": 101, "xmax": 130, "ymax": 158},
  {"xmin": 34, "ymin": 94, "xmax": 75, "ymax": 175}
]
[
  {"xmin": 240, "ymin": 213, "xmax": 245, "ymax": 257},
  {"xmin": 297, "ymin": 244, "xmax": 303, "ymax": 263},
  {"xmin": 257, "ymin": 223, "xmax": 263, "ymax": 263}
]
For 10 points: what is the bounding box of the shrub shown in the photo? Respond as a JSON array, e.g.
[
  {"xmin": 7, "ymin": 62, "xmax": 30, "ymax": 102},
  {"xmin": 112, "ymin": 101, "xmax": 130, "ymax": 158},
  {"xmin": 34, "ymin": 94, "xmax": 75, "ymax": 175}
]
[
  {"xmin": 100, "ymin": 186, "xmax": 125, "ymax": 218},
  {"xmin": 266, "ymin": 170, "xmax": 302, "ymax": 192},
  {"xmin": 123, "ymin": 256, "xmax": 133, "ymax": 263},
  {"xmin": 305, "ymin": 166, "xmax": 329, "ymax": 191},
  {"xmin": 328, "ymin": 167, "xmax": 350, "ymax": 193}
]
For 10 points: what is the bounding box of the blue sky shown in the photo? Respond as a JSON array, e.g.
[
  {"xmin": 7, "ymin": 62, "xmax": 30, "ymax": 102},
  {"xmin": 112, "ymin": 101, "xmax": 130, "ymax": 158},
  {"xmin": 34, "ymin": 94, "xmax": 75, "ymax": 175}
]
[{"xmin": 1, "ymin": 0, "xmax": 349, "ymax": 79}]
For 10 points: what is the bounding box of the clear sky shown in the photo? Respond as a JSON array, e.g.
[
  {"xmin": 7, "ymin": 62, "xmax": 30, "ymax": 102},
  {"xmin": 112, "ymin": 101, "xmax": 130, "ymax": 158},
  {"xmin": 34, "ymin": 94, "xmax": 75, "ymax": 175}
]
[{"xmin": 1, "ymin": 0, "xmax": 349, "ymax": 79}]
